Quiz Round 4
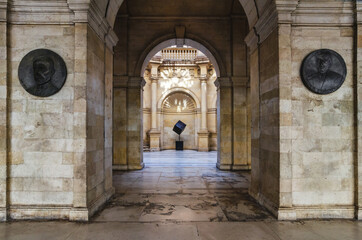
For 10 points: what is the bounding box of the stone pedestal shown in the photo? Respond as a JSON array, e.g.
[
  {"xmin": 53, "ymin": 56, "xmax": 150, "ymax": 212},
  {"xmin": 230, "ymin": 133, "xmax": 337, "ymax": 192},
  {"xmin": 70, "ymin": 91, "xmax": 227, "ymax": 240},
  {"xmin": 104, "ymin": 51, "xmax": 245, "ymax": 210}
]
[
  {"xmin": 149, "ymin": 130, "xmax": 161, "ymax": 151},
  {"xmin": 198, "ymin": 131, "xmax": 209, "ymax": 152}
]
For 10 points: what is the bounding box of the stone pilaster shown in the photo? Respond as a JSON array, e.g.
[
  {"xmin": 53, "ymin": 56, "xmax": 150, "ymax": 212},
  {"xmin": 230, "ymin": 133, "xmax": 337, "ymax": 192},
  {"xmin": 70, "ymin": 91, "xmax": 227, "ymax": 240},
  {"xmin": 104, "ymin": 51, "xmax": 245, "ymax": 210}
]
[
  {"xmin": 356, "ymin": 2, "xmax": 362, "ymax": 220},
  {"xmin": 148, "ymin": 64, "xmax": 161, "ymax": 151},
  {"xmin": 127, "ymin": 77, "xmax": 145, "ymax": 170},
  {"xmin": 198, "ymin": 64, "xmax": 209, "ymax": 152},
  {"xmin": 70, "ymin": 22, "xmax": 89, "ymax": 221},
  {"xmin": 0, "ymin": 0, "xmax": 7, "ymax": 222},
  {"xmin": 232, "ymin": 78, "xmax": 250, "ymax": 170},
  {"xmin": 113, "ymin": 76, "xmax": 128, "ymax": 170},
  {"xmin": 215, "ymin": 77, "xmax": 233, "ymax": 170},
  {"xmin": 246, "ymin": 29, "xmax": 261, "ymax": 202},
  {"xmin": 277, "ymin": 23, "xmax": 294, "ymax": 220}
]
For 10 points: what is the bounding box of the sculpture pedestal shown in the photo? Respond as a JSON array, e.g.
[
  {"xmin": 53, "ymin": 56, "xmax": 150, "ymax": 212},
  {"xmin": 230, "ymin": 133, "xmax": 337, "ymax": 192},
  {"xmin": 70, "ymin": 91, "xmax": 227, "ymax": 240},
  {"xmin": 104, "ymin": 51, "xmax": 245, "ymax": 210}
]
[
  {"xmin": 198, "ymin": 130, "xmax": 209, "ymax": 152},
  {"xmin": 149, "ymin": 130, "xmax": 161, "ymax": 151},
  {"xmin": 176, "ymin": 141, "xmax": 184, "ymax": 150}
]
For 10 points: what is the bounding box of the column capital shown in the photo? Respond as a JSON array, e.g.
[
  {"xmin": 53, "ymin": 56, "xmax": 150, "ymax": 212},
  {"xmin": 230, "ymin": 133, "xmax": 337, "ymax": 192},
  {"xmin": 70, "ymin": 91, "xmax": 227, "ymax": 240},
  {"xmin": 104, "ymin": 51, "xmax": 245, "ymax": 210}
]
[
  {"xmin": 127, "ymin": 77, "xmax": 146, "ymax": 89},
  {"xmin": 150, "ymin": 76, "xmax": 158, "ymax": 83},
  {"xmin": 232, "ymin": 77, "xmax": 249, "ymax": 88},
  {"xmin": 214, "ymin": 77, "xmax": 232, "ymax": 89}
]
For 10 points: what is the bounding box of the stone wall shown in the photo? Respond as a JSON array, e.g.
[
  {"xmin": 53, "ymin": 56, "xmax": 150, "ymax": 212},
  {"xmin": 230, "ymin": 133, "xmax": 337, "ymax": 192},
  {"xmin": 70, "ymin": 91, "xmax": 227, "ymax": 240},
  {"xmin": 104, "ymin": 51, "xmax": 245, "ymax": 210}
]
[
  {"xmin": 142, "ymin": 66, "xmax": 218, "ymax": 151},
  {"xmin": 8, "ymin": 24, "xmax": 76, "ymax": 218},
  {"xmin": 85, "ymin": 26, "xmax": 114, "ymax": 215},
  {"xmin": 258, "ymin": 29, "xmax": 281, "ymax": 209},
  {"xmin": 289, "ymin": 26, "xmax": 355, "ymax": 218},
  {"xmin": 0, "ymin": 17, "xmax": 7, "ymax": 221}
]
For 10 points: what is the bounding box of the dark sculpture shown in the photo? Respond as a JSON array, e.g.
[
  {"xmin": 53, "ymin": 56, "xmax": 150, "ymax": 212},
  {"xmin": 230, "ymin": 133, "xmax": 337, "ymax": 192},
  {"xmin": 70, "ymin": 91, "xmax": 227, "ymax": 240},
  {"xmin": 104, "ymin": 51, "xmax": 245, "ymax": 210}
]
[
  {"xmin": 301, "ymin": 49, "xmax": 346, "ymax": 95},
  {"xmin": 18, "ymin": 49, "xmax": 67, "ymax": 97},
  {"xmin": 173, "ymin": 120, "xmax": 186, "ymax": 136},
  {"xmin": 173, "ymin": 120, "xmax": 186, "ymax": 150}
]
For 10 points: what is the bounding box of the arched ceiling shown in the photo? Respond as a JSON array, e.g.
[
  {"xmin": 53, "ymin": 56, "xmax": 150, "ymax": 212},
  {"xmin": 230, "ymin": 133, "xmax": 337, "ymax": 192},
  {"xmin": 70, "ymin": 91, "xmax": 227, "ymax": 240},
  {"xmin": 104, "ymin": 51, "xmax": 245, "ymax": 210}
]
[{"xmin": 93, "ymin": 0, "xmax": 271, "ymax": 30}]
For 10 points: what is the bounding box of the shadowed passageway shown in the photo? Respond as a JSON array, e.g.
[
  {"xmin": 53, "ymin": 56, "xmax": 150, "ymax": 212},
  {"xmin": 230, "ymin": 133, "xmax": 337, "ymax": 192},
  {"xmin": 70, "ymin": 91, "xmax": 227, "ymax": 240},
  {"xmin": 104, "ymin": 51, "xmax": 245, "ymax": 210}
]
[{"xmin": 95, "ymin": 151, "xmax": 272, "ymax": 222}]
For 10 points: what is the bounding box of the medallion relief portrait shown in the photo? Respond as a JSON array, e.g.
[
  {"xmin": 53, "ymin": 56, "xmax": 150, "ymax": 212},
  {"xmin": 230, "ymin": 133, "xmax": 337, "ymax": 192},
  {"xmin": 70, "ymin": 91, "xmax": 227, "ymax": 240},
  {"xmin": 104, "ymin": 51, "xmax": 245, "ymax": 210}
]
[
  {"xmin": 300, "ymin": 49, "xmax": 346, "ymax": 95},
  {"xmin": 18, "ymin": 49, "xmax": 67, "ymax": 97}
]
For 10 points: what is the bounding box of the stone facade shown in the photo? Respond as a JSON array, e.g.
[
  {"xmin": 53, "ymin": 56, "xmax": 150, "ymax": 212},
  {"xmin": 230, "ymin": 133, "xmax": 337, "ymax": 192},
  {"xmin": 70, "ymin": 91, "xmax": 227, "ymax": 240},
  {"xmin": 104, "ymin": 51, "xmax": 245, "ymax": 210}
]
[
  {"xmin": 142, "ymin": 63, "xmax": 218, "ymax": 151},
  {"xmin": 0, "ymin": 0, "xmax": 361, "ymax": 222}
]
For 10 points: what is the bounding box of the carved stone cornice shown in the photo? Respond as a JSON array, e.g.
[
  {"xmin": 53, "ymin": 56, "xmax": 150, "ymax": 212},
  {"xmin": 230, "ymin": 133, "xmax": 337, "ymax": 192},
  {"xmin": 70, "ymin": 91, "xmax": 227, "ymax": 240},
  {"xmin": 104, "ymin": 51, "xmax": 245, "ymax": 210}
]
[
  {"xmin": 245, "ymin": 29, "xmax": 258, "ymax": 53},
  {"xmin": 254, "ymin": 3, "xmax": 278, "ymax": 44},
  {"xmin": 105, "ymin": 29, "xmax": 119, "ymax": 52},
  {"xmin": 356, "ymin": 1, "xmax": 362, "ymax": 25},
  {"xmin": 232, "ymin": 77, "xmax": 249, "ymax": 88},
  {"xmin": 8, "ymin": 0, "xmax": 73, "ymax": 24},
  {"xmin": 0, "ymin": 0, "xmax": 7, "ymax": 22},
  {"xmin": 290, "ymin": 1, "xmax": 354, "ymax": 27},
  {"xmin": 128, "ymin": 77, "xmax": 146, "ymax": 89},
  {"xmin": 214, "ymin": 77, "xmax": 232, "ymax": 89},
  {"xmin": 113, "ymin": 75, "xmax": 129, "ymax": 88}
]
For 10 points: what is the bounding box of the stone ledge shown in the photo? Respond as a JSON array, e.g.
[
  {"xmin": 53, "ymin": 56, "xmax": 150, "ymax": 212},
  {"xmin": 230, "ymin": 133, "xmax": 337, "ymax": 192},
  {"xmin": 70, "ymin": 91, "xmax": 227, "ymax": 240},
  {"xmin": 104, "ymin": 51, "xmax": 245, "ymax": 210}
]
[
  {"xmin": 0, "ymin": 208, "xmax": 6, "ymax": 221},
  {"xmin": 87, "ymin": 187, "xmax": 115, "ymax": 220},
  {"xmin": 113, "ymin": 163, "xmax": 145, "ymax": 171},
  {"xmin": 358, "ymin": 207, "xmax": 362, "ymax": 220},
  {"xmin": 7, "ymin": 188, "xmax": 115, "ymax": 222},
  {"xmin": 232, "ymin": 164, "xmax": 251, "ymax": 170},
  {"xmin": 216, "ymin": 163, "xmax": 251, "ymax": 171},
  {"xmin": 290, "ymin": 206, "xmax": 355, "ymax": 220},
  {"xmin": 113, "ymin": 164, "xmax": 129, "ymax": 171},
  {"xmin": 8, "ymin": 205, "xmax": 73, "ymax": 221},
  {"xmin": 251, "ymin": 191, "xmax": 356, "ymax": 220}
]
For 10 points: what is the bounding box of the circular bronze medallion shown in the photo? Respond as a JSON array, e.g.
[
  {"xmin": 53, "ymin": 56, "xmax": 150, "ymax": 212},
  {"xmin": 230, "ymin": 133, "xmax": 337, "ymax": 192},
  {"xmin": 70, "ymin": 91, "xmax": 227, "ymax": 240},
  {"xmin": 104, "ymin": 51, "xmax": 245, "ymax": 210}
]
[
  {"xmin": 300, "ymin": 49, "xmax": 346, "ymax": 95},
  {"xmin": 18, "ymin": 49, "xmax": 67, "ymax": 97}
]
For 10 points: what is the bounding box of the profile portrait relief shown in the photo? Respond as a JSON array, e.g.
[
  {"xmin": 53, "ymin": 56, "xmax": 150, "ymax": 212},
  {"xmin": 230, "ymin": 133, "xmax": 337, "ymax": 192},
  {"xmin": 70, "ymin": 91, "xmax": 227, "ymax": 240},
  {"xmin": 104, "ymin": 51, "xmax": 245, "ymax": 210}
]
[
  {"xmin": 300, "ymin": 49, "xmax": 346, "ymax": 95},
  {"xmin": 18, "ymin": 49, "xmax": 67, "ymax": 97}
]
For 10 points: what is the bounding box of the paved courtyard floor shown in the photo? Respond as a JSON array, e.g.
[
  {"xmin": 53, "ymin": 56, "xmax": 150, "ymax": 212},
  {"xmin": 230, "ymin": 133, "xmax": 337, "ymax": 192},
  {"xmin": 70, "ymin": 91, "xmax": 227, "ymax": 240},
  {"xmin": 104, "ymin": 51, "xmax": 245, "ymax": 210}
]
[{"xmin": 1, "ymin": 150, "xmax": 361, "ymax": 239}]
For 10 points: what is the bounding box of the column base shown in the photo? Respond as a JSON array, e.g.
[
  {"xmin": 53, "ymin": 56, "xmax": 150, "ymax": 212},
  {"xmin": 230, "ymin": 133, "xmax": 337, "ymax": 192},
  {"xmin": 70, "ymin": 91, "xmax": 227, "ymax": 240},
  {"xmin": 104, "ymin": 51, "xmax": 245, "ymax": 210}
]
[
  {"xmin": 0, "ymin": 208, "xmax": 6, "ymax": 221},
  {"xmin": 250, "ymin": 191, "xmax": 356, "ymax": 220},
  {"xmin": 216, "ymin": 163, "xmax": 251, "ymax": 171},
  {"xmin": 113, "ymin": 163, "xmax": 145, "ymax": 171},
  {"xmin": 7, "ymin": 187, "xmax": 115, "ymax": 222},
  {"xmin": 198, "ymin": 130, "xmax": 209, "ymax": 152},
  {"xmin": 149, "ymin": 130, "xmax": 161, "ymax": 152},
  {"xmin": 357, "ymin": 207, "xmax": 362, "ymax": 220}
]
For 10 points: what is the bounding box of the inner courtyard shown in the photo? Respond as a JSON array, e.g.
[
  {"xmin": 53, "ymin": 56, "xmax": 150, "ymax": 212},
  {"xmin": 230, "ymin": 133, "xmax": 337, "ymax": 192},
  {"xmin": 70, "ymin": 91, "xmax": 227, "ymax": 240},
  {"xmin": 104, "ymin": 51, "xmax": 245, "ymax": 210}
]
[{"xmin": 1, "ymin": 0, "xmax": 362, "ymax": 239}]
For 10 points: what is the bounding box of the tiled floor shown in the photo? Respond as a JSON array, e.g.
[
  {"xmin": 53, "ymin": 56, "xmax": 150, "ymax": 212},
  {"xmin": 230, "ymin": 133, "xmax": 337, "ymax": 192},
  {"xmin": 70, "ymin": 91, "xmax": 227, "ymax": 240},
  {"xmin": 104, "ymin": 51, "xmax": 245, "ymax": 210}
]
[
  {"xmin": 97, "ymin": 150, "xmax": 271, "ymax": 222},
  {"xmin": 1, "ymin": 150, "xmax": 362, "ymax": 240}
]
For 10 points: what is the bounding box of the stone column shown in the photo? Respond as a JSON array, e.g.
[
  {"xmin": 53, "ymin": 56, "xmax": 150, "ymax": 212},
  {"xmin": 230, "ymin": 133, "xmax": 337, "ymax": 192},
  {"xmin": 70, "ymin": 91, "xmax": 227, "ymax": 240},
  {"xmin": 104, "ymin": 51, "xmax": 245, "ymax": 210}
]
[
  {"xmin": 0, "ymin": 2, "xmax": 7, "ymax": 221},
  {"xmin": 215, "ymin": 77, "xmax": 233, "ymax": 169},
  {"xmin": 198, "ymin": 64, "xmax": 209, "ymax": 151},
  {"xmin": 113, "ymin": 76, "xmax": 128, "ymax": 170},
  {"xmin": 356, "ymin": 2, "xmax": 362, "ymax": 220},
  {"xmin": 232, "ymin": 78, "xmax": 250, "ymax": 170},
  {"xmin": 148, "ymin": 64, "xmax": 161, "ymax": 151},
  {"xmin": 127, "ymin": 77, "xmax": 145, "ymax": 170}
]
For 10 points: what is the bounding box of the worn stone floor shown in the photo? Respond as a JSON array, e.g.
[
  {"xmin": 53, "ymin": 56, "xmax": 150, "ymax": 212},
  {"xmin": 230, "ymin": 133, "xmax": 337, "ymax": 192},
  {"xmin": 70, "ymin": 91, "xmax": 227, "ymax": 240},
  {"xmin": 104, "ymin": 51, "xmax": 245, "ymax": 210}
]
[{"xmin": 1, "ymin": 150, "xmax": 362, "ymax": 240}]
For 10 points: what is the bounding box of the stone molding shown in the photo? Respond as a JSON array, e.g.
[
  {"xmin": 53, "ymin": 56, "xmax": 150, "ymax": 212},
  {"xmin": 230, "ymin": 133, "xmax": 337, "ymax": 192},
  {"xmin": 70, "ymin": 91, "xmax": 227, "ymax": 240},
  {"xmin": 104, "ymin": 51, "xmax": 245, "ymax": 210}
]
[
  {"xmin": 245, "ymin": 29, "xmax": 258, "ymax": 54},
  {"xmin": 0, "ymin": 0, "xmax": 7, "ymax": 22},
  {"xmin": 8, "ymin": 0, "xmax": 74, "ymax": 24},
  {"xmin": 7, "ymin": 1, "xmax": 118, "ymax": 49},
  {"xmin": 290, "ymin": 1, "xmax": 354, "ymax": 27},
  {"xmin": 105, "ymin": 29, "xmax": 119, "ymax": 52},
  {"xmin": 113, "ymin": 75, "xmax": 129, "ymax": 88},
  {"xmin": 214, "ymin": 77, "xmax": 233, "ymax": 89},
  {"xmin": 232, "ymin": 77, "xmax": 249, "ymax": 88},
  {"xmin": 357, "ymin": 2, "xmax": 362, "ymax": 24},
  {"xmin": 127, "ymin": 77, "xmax": 146, "ymax": 89}
]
